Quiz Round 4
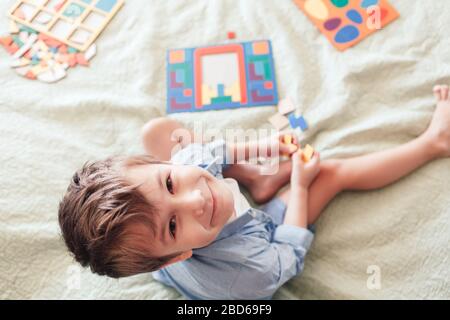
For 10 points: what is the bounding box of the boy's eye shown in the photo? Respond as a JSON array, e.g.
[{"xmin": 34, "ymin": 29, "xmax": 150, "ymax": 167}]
[
  {"xmin": 169, "ymin": 216, "xmax": 176, "ymax": 238},
  {"xmin": 166, "ymin": 174, "xmax": 174, "ymax": 194}
]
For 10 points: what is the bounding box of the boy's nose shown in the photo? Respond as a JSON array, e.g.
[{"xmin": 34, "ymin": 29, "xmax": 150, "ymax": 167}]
[{"xmin": 186, "ymin": 189, "xmax": 206, "ymax": 216}]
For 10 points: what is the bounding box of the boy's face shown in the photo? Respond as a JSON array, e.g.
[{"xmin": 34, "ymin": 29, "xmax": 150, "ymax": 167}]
[{"xmin": 125, "ymin": 163, "xmax": 235, "ymax": 258}]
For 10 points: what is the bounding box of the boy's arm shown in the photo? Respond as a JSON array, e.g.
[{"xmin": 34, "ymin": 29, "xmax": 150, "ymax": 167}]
[{"xmin": 284, "ymin": 150, "xmax": 321, "ymax": 227}]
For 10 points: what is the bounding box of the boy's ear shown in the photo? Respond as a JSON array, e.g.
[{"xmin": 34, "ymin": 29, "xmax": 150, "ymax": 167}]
[{"xmin": 160, "ymin": 250, "xmax": 193, "ymax": 269}]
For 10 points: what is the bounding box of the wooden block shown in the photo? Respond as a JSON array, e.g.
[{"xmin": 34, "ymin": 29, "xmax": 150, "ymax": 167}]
[
  {"xmin": 0, "ymin": 36, "xmax": 13, "ymax": 47},
  {"xmin": 68, "ymin": 54, "xmax": 77, "ymax": 67},
  {"xmin": 12, "ymin": 33, "xmax": 37, "ymax": 59},
  {"xmin": 7, "ymin": 43, "xmax": 20, "ymax": 54},
  {"xmin": 9, "ymin": 20, "xmax": 20, "ymax": 34},
  {"xmin": 227, "ymin": 31, "xmax": 236, "ymax": 40},
  {"xmin": 278, "ymin": 98, "xmax": 296, "ymax": 115},
  {"xmin": 84, "ymin": 44, "xmax": 97, "ymax": 61},
  {"xmin": 76, "ymin": 53, "xmax": 89, "ymax": 66},
  {"xmin": 10, "ymin": 57, "xmax": 30, "ymax": 68},
  {"xmin": 15, "ymin": 65, "xmax": 31, "ymax": 76},
  {"xmin": 25, "ymin": 71, "xmax": 37, "ymax": 80},
  {"xmin": 283, "ymin": 134, "xmax": 293, "ymax": 145},
  {"xmin": 269, "ymin": 113, "xmax": 290, "ymax": 130},
  {"xmin": 59, "ymin": 44, "xmax": 68, "ymax": 54},
  {"xmin": 302, "ymin": 144, "xmax": 314, "ymax": 163}
]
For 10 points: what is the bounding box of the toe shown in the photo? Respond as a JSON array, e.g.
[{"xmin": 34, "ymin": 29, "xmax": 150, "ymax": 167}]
[
  {"xmin": 442, "ymin": 85, "xmax": 449, "ymax": 100},
  {"xmin": 433, "ymin": 85, "xmax": 442, "ymax": 100}
]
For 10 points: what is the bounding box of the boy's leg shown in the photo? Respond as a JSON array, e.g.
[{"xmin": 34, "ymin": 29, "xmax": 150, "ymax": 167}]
[
  {"xmin": 142, "ymin": 118, "xmax": 194, "ymax": 161},
  {"xmin": 280, "ymin": 85, "xmax": 450, "ymax": 225}
]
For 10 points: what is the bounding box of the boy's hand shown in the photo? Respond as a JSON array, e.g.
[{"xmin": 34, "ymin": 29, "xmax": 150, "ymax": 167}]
[
  {"xmin": 279, "ymin": 133, "xmax": 299, "ymax": 156},
  {"xmin": 263, "ymin": 132, "xmax": 298, "ymax": 157},
  {"xmin": 291, "ymin": 149, "xmax": 321, "ymax": 189}
]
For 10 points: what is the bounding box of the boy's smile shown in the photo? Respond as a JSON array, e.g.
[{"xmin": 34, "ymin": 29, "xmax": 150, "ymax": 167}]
[{"xmin": 124, "ymin": 163, "xmax": 235, "ymax": 259}]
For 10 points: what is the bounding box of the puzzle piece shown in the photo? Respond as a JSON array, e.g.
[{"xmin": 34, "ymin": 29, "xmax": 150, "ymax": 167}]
[
  {"xmin": 293, "ymin": 0, "xmax": 399, "ymax": 51},
  {"xmin": 278, "ymin": 98, "xmax": 296, "ymax": 115},
  {"xmin": 288, "ymin": 113, "xmax": 308, "ymax": 131},
  {"xmin": 269, "ymin": 113, "xmax": 290, "ymax": 130},
  {"xmin": 302, "ymin": 144, "xmax": 315, "ymax": 163},
  {"xmin": 8, "ymin": 0, "xmax": 125, "ymax": 51}
]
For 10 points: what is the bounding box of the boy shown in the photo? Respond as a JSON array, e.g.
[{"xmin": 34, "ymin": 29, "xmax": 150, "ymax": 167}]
[{"xmin": 59, "ymin": 85, "xmax": 450, "ymax": 299}]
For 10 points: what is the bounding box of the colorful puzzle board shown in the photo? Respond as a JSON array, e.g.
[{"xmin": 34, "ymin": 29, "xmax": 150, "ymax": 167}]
[
  {"xmin": 167, "ymin": 40, "xmax": 279, "ymax": 113},
  {"xmin": 294, "ymin": 0, "xmax": 399, "ymax": 51},
  {"xmin": 8, "ymin": 0, "xmax": 124, "ymax": 51}
]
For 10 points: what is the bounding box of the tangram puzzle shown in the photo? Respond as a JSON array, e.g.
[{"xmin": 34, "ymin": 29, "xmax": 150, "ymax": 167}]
[
  {"xmin": 8, "ymin": 0, "xmax": 124, "ymax": 51},
  {"xmin": 294, "ymin": 0, "xmax": 399, "ymax": 51},
  {"xmin": 167, "ymin": 40, "xmax": 279, "ymax": 113}
]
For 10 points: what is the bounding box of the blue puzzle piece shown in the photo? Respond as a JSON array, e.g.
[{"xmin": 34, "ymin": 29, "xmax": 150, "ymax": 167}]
[
  {"xmin": 170, "ymin": 89, "xmax": 193, "ymax": 104},
  {"xmin": 255, "ymin": 61, "xmax": 265, "ymax": 77},
  {"xmin": 288, "ymin": 114, "xmax": 308, "ymax": 131},
  {"xmin": 176, "ymin": 69, "xmax": 185, "ymax": 83},
  {"xmin": 218, "ymin": 84, "xmax": 225, "ymax": 97}
]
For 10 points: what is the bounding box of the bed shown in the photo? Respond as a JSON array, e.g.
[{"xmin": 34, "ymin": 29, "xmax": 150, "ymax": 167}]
[{"xmin": 1, "ymin": 0, "xmax": 449, "ymax": 299}]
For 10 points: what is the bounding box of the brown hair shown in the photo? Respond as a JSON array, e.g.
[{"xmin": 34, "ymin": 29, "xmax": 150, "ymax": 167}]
[{"xmin": 58, "ymin": 155, "xmax": 181, "ymax": 278}]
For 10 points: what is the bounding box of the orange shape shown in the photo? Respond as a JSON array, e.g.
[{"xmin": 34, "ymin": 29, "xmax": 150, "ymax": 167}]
[
  {"xmin": 7, "ymin": 43, "xmax": 20, "ymax": 54},
  {"xmin": 252, "ymin": 41, "xmax": 269, "ymax": 55},
  {"xmin": 76, "ymin": 53, "xmax": 89, "ymax": 66},
  {"xmin": 59, "ymin": 45, "xmax": 68, "ymax": 54},
  {"xmin": 0, "ymin": 36, "xmax": 13, "ymax": 47},
  {"xmin": 68, "ymin": 54, "xmax": 77, "ymax": 67},
  {"xmin": 264, "ymin": 81, "xmax": 273, "ymax": 90},
  {"xmin": 227, "ymin": 32, "xmax": 236, "ymax": 40},
  {"xmin": 169, "ymin": 50, "xmax": 185, "ymax": 64},
  {"xmin": 184, "ymin": 88, "xmax": 192, "ymax": 97},
  {"xmin": 25, "ymin": 71, "xmax": 37, "ymax": 80}
]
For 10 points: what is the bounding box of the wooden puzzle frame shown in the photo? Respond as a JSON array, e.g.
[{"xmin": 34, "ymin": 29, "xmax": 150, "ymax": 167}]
[
  {"xmin": 167, "ymin": 40, "xmax": 279, "ymax": 114},
  {"xmin": 8, "ymin": 0, "xmax": 124, "ymax": 51},
  {"xmin": 194, "ymin": 44, "xmax": 248, "ymax": 109},
  {"xmin": 294, "ymin": 0, "xmax": 399, "ymax": 51}
]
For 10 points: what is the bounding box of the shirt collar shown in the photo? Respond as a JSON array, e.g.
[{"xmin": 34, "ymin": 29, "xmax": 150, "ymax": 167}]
[{"xmin": 212, "ymin": 208, "xmax": 273, "ymax": 242}]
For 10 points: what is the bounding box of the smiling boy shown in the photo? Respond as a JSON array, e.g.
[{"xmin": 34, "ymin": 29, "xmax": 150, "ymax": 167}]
[{"xmin": 59, "ymin": 85, "xmax": 450, "ymax": 299}]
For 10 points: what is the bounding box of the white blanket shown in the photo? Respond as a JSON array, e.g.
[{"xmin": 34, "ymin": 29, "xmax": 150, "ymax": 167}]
[{"xmin": 1, "ymin": 0, "xmax": 449, "ymax": 299}]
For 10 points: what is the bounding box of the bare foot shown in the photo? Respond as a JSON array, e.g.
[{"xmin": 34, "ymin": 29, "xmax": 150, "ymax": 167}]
[
  {"xmin": 423, "ymin": 85, "xmax": 450, "ymax": 158},
  {"xmin": 247, "ymin": 175, "xmax": 281, "ymax": 205},
  {"xmin": 224, "ymin": 162, "xmax": 293, "ymax": 205},
  {"xmin": 246, "ymin": 164, "xmax": 292, "ymax": 205}
]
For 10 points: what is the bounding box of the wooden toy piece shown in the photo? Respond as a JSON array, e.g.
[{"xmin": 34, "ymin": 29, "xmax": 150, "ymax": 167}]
[
  {"xmin": 283, "ymin": 134, "xmax": 293, "ymax": 145},
  {"xmin": 293, "ymin": 0, "xmax": 399, "ymax": 51},
  {"xmin": 288, "ymin": 113, "xmax": 309, "ymax": 131},
  {"xmin": 269, "ymin": 113, "xmax": 290, "ymax": 130},
  {"xmin": 227, "ymin": 31, "xmax": 236, "ymax": 40},
  {"xmin": 8, "ymin": 0, "xmax": 125, "ymax": 52},
  {"xmin": 282, "ymin": 134, "xmax": 298, "ymax": 157},
  {"xmin": 0, "ymin": 36, "xmax": 14, "ymax": 48},
  {"xmin": 9, "ymin": 20, "xmax": 20, "ymax": 34},
  {"xmin": 10, "ymin": 57, "xmax": 30, "ymax": 68},
  {"xmin": 167, "ymin": 40, "xmax": 278, "ymax": 113},
  {"xmin": 84, "ymin": 44, "xmax": 97, "ymax": 61},
  {"xmin": 302, "ymin": 144, "xmax": 314, "ymax": 163},
  {"xmin": 76, "ymin": 53, "xmax": 89, "ymax": 66},
  {"xmin": 25, "ymin": 70, "xmax": 37, "ymax": 80},
  {"xmin": 12, "ymin": 33, "xmax": 37, "ymax": 59},
  {"xmin": 37, "ymin": 63, "xmax": 67, "ymax": 83},
  {"xmin": 278, "ymin": 98, "xmax": 296, "ymax": 115}
]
